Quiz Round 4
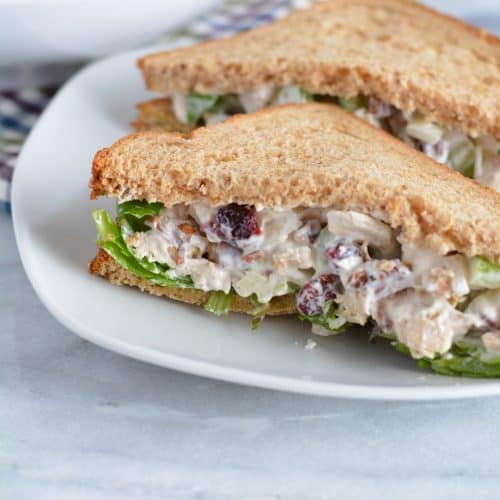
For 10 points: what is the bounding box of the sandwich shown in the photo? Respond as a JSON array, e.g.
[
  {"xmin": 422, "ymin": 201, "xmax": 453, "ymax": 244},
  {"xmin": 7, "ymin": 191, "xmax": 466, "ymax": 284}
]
[
  {"xmin": 135, "ymin": 0, "xmax": 500, "ymax": 191},
  {"xmin": 90, "ymin": 103, "xmax": 500, "ymax": 377}
]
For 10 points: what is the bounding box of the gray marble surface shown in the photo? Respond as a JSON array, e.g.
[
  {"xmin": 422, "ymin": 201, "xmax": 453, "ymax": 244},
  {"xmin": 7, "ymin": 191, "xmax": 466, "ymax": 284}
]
[{"xmin": 3, "ymin": 213, "xmax": 500, "ymax": 500}]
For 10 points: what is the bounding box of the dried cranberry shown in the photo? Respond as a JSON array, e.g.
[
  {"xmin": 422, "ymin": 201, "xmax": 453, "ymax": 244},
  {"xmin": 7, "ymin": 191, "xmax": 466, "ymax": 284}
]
[
  {"xmin": 212, "ymin": 204, "xmax": 261, "ymax": 242},
  {"xmin": 296, "ymin": 274, "xmax": 342, "ymax": 316},
  {"xmin": 368, "ymin": 96, "xmax": 392, "ymax": 119},
  {"xmin": 387, "ymin": 110, "xmax": 409, "ymax": 136},
  {"xmin": 325, "ymin": 239, "xmax": 362, "ymax": 273}
]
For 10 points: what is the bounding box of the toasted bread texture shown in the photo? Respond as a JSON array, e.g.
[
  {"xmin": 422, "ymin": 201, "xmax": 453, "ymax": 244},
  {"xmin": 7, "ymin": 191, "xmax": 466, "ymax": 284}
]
[
  {"xmin": 132, "ymin": 98, "xmax": 194, "ymax": 133},
  {"xmin": 89, "ymin": 249, "xmax": 296, "ymax": 315},
  {"xmin": 90, "ymin": 103, "xmax": 500, "ymax": 263},
  {"xmin": 139, "ymin": 0, "xmax": 500, "ymax": 140}
]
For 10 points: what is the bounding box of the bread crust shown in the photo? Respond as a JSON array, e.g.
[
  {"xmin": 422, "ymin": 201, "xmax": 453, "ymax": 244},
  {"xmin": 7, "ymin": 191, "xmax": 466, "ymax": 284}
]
[
  {"xmin": 138, "ymin": 0, "xmax": 500, "ymax": 140},
  {"xmin": 89, "ymin": 249, "xmax": 296, "ymax": 315},
  {"xmin": 132, "ymin": 98, "xmax": 194, "ymax": 133},
  {"xmin": 90, "ymin": 102, "xmax": 500, "ymax": 263}
]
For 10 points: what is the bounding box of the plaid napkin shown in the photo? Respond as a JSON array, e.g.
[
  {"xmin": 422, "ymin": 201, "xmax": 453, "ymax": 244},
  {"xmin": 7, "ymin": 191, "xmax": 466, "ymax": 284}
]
[{"xmin": 0, "ymin": 0, "xmax": 309, "ymax": 213}]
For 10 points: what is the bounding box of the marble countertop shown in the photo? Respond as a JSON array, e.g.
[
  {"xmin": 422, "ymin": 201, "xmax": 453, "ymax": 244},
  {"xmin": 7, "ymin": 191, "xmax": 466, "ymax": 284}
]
[{"xmin": 3, "ymin": 214, "xmax": 500, "ymax": 499}]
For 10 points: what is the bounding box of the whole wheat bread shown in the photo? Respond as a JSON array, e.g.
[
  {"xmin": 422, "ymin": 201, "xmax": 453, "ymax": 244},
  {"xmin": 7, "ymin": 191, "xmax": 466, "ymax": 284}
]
[
  {"xmin": 132, "ymin": 98, "xmax": 194, "ymax": 133},
  {"xmin": 90, "ymin": 249, "xmax": 296, "ymax": 315},
  {"xmin": 91, "ymin": 103, "xmax": 500, "ymax": 263},
  {"xmin": 139, "ymin": 0, "xmax": 500, "ymax": 140}
]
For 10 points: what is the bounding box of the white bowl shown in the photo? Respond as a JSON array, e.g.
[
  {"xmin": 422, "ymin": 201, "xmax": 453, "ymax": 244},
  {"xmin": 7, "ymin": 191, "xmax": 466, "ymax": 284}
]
[{"xmin": 0, "ymin": 0, "xmax": 219, "ymax": 87}]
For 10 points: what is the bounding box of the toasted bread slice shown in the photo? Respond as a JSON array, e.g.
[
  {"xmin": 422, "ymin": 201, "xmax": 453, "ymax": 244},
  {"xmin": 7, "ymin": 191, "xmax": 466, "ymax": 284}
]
[
  {"xmin": 91, "ymin": 103, "xmax": 500, "ymax": 263},
  {"xmin": 139, "ymin": 0, "xmax": 500, "ymax": 140},
  {"xmin": 132, "ymin": 98, "xmax": 194, "ymax": 133},
  {"xmin": 90, "ymin": 249, "xmax": 296, "ymax": 315}
]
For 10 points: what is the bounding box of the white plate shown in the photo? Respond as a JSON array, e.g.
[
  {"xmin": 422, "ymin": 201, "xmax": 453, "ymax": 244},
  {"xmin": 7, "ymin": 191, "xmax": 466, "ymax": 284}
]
[{"xmin": 11, "ymin": 45, "xmax": 500, "ymax": 400}]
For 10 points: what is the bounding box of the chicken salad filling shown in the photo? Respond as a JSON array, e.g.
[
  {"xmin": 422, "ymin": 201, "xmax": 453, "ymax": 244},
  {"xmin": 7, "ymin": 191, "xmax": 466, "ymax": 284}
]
[
  {"xmin": 170, "ymin": 86, "xmax": 500, "ymax": 191},
  {"xmin": 93, "ymin": 200, "xmax": 500, "ymax": 377}
]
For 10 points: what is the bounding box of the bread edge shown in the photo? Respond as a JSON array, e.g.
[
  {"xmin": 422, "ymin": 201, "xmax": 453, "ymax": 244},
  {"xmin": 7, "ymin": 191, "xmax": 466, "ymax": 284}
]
[
  {"xmin": 137, "ymin": 0, "xmax": 500, "ymax": 140},
  {"xmin": 89, "ymin": 248, "xmax": 297, "ymax": 316},
  {"xmin": 131, "ymin": 98, "xmax": 194, "ymax": 133}
]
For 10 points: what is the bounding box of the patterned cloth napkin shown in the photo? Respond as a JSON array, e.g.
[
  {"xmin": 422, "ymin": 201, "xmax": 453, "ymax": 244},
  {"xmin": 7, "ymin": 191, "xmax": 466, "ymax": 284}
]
[{"xmin": 0, "ymin": 0, "xmax": 309, "ymax": 213}]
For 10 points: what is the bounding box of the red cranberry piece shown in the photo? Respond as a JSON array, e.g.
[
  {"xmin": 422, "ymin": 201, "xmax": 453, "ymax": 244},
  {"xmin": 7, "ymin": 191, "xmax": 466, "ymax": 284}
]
[
  {"xmin": 387, "ymin": 110, "xmax": 409, "ymax": 135},
  {"xmin": 296, "ymin": 274, "xmax": 342, "ymax": 316},
  {"xmin": 214, "ymin": 204, "xmax": 261, "ymax": 242},
  {"xmin": 368, "ymin": 96, "xmax": 392, "ymax": 119},
  {"xmin": 325, "ymin": 239, "xmax": 362, "ymax": 272}
]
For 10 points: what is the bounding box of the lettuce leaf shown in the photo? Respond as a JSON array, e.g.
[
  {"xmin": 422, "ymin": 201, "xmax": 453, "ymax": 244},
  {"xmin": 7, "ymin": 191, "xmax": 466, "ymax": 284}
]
[
  {"xmin": 337, "ymin": 95, "xmax": 367, "ymax": 112},
  {"xmin": 92, "ymin": 208, "xmax": 193, "ymax": 288},
  {"xmin": 186, "ymin": 93, "xmax": 223, "ymax": 124},
  {"xmin": 116, "ymin": 199, "xmax": 164, "ymax": 236},
  {"xmin": 249, "ymin": 294, "xmax": 269, "ymax": 331},
  {"xmin": 392, "ymin": 339, "xmax": 500, "ymax": 378},
  {"xmin": 117, "ymin": 200, "xmax": 163, "ymax": 219},
  {"xmin": 420, "ymin": 340, "xmax": 500, "ymax": 378},
  {"xmin": 469, "ymin": 257, "xmax": 500, "ymax": 290},
  {"xmin": 204, "ymin": 290, "xmax": 234, "ymax": 316},
  {"xmin": 298, "ymin": 303, "xmax": 350, "ymax": 334}
]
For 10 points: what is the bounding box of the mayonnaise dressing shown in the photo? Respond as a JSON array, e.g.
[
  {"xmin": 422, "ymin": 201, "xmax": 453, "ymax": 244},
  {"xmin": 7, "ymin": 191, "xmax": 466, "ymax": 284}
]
[{"xmin": 125, "ymin": 202, "xmax": 498, "ymax": 358}]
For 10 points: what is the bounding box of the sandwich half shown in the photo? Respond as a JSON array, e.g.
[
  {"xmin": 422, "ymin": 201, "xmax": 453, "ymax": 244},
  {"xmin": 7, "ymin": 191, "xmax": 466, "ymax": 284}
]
[
  {"xmin": 91, "ymin": 103, "xmax": 500, "ymax": 377},
  {"xmin": 136, "ymin": 0, "xmax": 500, "ymax": 191}
]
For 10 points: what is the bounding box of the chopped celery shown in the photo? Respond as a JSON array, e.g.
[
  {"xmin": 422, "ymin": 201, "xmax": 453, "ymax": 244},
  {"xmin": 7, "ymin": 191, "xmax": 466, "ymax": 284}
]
[
  {"xmin": 469, "ymin": 257, "xmax": 500, "ymax": 289},
  {"xmin": 448, "ymin": 140, "xmax": 475, "ymax": 177},
  {"xmin": 406, "ymin": 118, "xmax": 443, "ymax": 144}
]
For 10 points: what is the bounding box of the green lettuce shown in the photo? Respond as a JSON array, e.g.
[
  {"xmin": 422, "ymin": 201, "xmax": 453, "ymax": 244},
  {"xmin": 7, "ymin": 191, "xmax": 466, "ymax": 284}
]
[
  {"xmin": 392, "ymin": 339, "xmax": 500, "ymax": 378},
  {"xmin": 469, "ymin": 257, "xmax": 500, "ymax": 289},
  {"xmin": 117, "ymin": 200, "xmax": 163, "ymax": 219},
  {"xmin": 297, "ymin": 89, "xmax": 313, "ymax": 102},
  {"xmin": 93, "ymin": 205, "xmax": 193, "ymax": 288},
  {"xmin": 186, "ymin": 93, "xmax": 224, "ymax": 124},
  {"xmin": 204, "ymin": 290, "xmax": 234, "ymax": 316},
  {"xmin": 250, "ymin": 294, "xmax": 270, "ymax": 331},
  {"xmin": 421, "ymin": 340, "xmax": 500, "ymax": 378},
  {"xmin": 116, "ymin": 200, "xmax": 163, "ymax": 236},
  {"xmin": 337, "ymin": 95, "xmax": 367, "ymax": 112},
  {"xmin": 298, "ymin": 303, "xmax": 350, "ymax": 334}
]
